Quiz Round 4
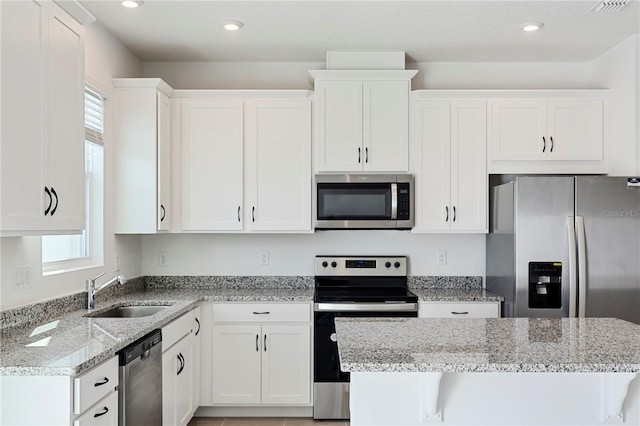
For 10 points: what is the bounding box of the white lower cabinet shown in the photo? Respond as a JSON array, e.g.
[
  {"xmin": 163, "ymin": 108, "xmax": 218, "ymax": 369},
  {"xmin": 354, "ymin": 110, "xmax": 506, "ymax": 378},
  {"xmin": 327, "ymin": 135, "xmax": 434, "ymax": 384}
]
[
  {"xmin": 0, "ymin": 356, "xmax": 118, "ymax": 426},
  {"xmin": 162, "ymin": 307, "xmax": 200, "ymax": 426},
  {"xmin": 211, "ymin": 303, "xmax": 312, "ymax": 406},
  {"xmin": 419, "ymin": 301, "xmax": 501, "ymax": 318}
]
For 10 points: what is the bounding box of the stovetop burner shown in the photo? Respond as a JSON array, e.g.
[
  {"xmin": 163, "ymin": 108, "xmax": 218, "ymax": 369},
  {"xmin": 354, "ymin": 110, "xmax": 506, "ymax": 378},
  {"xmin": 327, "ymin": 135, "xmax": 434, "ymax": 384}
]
[{"xmin": 314, "ymin": 256, "xmax": 416, "ymax": 304}]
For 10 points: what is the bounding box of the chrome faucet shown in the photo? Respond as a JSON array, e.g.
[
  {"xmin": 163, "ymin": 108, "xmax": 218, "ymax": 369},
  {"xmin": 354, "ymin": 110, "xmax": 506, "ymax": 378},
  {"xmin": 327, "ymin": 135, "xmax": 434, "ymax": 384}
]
[{"xmin": 87, "ymin": 272, "xmax": 126, "ymax": 310}]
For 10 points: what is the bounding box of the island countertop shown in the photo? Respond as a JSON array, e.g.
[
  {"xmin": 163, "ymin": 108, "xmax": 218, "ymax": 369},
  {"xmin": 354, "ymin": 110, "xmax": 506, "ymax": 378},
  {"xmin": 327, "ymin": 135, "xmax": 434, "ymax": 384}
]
[{"xmin": 334, "ymin": 317, "xmax": 640, "ymax": 373}]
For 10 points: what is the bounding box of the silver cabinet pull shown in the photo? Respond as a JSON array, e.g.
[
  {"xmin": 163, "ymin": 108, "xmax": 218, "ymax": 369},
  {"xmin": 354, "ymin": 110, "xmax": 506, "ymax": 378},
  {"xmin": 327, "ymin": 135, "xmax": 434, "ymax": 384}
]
[{"xmin": 451, "ymin": 311, "xmax": 469, "ymax": 315}]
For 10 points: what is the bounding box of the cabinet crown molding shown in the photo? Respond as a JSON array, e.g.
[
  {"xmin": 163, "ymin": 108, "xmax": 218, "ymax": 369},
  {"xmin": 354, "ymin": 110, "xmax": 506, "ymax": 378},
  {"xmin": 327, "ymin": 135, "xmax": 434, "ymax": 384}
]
[
  {"xmin": 309, "ymin": 69, "xmax": 418, "ymax": 82},
  {"xmin": 113, "ymin": 78, "xmax": 174, "ymax": 96}
]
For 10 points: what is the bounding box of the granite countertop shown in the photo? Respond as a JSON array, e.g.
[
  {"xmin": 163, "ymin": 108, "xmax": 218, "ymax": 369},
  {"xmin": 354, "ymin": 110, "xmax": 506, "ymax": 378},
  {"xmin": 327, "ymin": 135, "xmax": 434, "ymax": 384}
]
[
  {"xmin": 0, "ymin": 287, "xmax": 313, "ymax": 377},
  {"xmin": 411, "ymin": 288, "xmax": 503, "ymax": 302},
  {"xmin": 335, "ymin": 317, "xmax": 640, "ymax": 373}
]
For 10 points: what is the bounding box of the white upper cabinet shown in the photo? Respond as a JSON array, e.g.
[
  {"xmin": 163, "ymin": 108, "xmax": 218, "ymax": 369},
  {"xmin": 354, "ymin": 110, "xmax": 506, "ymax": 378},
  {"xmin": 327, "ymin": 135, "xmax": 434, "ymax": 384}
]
[
  {"xmin": 179, "ymin": 93, "xmax": 312, "ymax": 233},
  {"xmin": 1, "ymin": 0, "xmax": 85, "ymax": 235},
  {"xmin": 413, "ymin": 97, "xmax": 487, "ymax": 233},
  {"xmin": 114, "ymin": 78, "xmax": 173, "ymax": 233},
  {"xmin": 311, "ymin": 70, "xmax": 416, "ymax": 172},
  {"xmin": 489, "ymin": 95, "xmax": 605, "ymax": 173}
]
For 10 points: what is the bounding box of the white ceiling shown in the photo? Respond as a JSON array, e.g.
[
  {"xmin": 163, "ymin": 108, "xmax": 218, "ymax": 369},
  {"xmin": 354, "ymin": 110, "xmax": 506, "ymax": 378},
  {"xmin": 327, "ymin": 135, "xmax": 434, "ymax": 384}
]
[{"xmin": 80, "ymin": 0, "xmax": 640, "ymax": 63}]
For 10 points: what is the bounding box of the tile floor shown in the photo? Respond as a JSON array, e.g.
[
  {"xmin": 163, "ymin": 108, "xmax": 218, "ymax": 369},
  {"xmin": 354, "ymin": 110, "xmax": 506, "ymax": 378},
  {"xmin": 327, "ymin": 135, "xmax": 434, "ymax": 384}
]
[{"xmin": 188, "ymin": 417, "xmax": 349, "ymax": 426}]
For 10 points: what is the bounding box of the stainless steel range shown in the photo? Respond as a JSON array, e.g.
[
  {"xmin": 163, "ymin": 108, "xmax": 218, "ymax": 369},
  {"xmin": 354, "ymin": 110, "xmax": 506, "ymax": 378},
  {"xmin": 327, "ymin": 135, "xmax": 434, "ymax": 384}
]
[{"xmin": 313, "ymin": 255, "xmax": 418, "ymax": 420}]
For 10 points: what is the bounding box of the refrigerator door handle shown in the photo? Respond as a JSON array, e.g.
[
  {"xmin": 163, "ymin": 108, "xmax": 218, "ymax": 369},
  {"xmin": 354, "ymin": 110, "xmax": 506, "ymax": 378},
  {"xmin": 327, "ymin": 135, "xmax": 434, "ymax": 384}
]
[
  {"xmin": 576, "ymin": 216, "xmax": 587, "ymax": 318},
  {"xmin": 567, "ymin": 216, "xmax": 577, "ymax": 318}
]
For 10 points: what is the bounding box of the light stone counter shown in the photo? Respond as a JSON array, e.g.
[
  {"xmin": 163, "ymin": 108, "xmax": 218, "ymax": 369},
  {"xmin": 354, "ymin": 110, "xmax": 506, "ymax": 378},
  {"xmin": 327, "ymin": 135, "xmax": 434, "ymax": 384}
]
[{"xmin": 335, "ymin": 317, "xmax": 640, "ymax": 373}]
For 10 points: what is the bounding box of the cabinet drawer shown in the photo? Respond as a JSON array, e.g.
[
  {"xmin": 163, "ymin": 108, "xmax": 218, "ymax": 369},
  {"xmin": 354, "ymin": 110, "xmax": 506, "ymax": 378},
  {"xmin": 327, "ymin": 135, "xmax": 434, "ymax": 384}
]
[
  {"xmin": 73, "ymin": 356, "xmax": 118, "ymax": 415},
  {"xmin": 419, "ymin": 302, "xmax": 500, "ymax": 318},
  {"xmin": 73, "ymin": 391, "xmax": 118, "ymax": 426},
  {"xmin": 212, "ymin": 303, "xmax": 311, "ymax": 323},
  {"xmin": 163, "ymin": 310, "xmax": 194, "ymax": 351}
]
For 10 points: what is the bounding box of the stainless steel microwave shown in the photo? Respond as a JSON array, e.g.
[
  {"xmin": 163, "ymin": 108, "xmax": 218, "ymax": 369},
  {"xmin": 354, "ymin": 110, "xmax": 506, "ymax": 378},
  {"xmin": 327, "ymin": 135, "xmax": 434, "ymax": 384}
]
[{"xmin": 315, "ymin": 174, "xmax": 414, "ymax": 230}]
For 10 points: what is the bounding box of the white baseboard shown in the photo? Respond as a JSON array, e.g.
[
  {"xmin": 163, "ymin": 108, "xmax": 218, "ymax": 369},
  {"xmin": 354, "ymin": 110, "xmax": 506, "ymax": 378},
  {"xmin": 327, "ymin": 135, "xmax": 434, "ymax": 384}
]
[{"xmin": 194, "ymin": 406, "xmax": 314, "ymax": 418}]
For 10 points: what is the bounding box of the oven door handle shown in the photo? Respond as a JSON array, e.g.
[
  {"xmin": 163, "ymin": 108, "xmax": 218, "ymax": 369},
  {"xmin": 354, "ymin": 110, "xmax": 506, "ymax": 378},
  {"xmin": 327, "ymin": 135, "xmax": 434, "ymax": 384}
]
[{"xmin": 314, "ymin": 302, "xmax": 418, "ymax": 312}]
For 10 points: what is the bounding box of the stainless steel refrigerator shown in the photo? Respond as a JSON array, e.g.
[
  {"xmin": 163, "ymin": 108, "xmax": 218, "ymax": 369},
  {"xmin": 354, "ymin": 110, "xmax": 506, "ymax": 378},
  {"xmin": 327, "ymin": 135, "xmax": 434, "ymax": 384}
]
[{"xmin": 486, "ymin": 176, "xmax": 640, "ymax": 324}]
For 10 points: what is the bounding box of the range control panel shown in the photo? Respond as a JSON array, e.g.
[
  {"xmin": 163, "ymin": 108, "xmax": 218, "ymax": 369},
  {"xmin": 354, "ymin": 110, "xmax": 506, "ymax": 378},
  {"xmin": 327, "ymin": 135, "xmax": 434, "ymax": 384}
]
[{"xmin": 315, "ymin": 256, "xmax": 407, "ymax": 277}]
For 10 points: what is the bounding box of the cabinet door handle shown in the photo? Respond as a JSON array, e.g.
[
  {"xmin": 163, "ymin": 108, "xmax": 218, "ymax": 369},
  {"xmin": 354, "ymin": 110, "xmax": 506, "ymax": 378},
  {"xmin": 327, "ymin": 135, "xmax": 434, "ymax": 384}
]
[
  {"xmin": 542, "ymin": 136, "xmax": 546, "ymax": 153},
  {"xmin": 177, "ymin": 353, "xmax": 184, "ymax": 375},
  {"xmin": 44, "ymin": 187, "xmax": 52, "ymax": 215},
  {"xmin": 256, "ymin": 334, "xmax": 259, "ymax": 352},
  {"xmin": 160, "ymin": 204, "xmax": 166, "ymax": 221},
  {"xmin": 195, "ymin": 317, "xmax": 200, "ymax": 336},
  {"xmin": 264, "ymin": 334, "xmax": 267, "ymax": 352},
  {"xmin": 365, "ymin": 147, "xmax": 369, "ymax": 163},
  {"xmin": 94, "ymin": 377, "xmax": 109, "ymax": 387},
  {"xmin": 237, "ymin": 206, "xmax": 241, "ymax": 222},
  {"xmin": 252, "ymin": 206, "xmax": 255, "ymax": 222},
  {"xmin": 93, "ymin": 407, "xmax": 109, "ymax": 418},
  {"xmin": 50, "ymin": 187, "xmax": 58, "ymax": 216},
  {"xmin": 550, "ymin": 136, "xmax": 554, "ymax": 153},
  {"xmin": 358, "ymin": 147, "xmax": 361, "ymax": 163},
  {"xmin": 453, "ymin": 206, "xmax": 456, "ymax": 223},
  {"xmin": 252, "ymin": 311, "xmax": 270, "ymax": 315},
  {"xmin": 451, "ymin": 311, "xmax": 469, "ymax": 315},
  {"xmin": 445, "ymin": 206, "xmax": 449, "ymax": 222}
]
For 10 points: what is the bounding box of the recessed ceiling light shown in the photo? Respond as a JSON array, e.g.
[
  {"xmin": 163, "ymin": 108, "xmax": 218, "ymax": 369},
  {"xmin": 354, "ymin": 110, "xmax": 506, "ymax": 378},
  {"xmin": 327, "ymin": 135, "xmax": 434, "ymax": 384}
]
[
  {"xmin": 121, "ymin": 0, "xmax": 143, "ymax": 8},
  {"xmin": 223, "ymin": 20, "xmax": 244, "ymax": 31},
  {"xmin": 521, "ymin": 22, "xmax": 544, "ymax": 32}
]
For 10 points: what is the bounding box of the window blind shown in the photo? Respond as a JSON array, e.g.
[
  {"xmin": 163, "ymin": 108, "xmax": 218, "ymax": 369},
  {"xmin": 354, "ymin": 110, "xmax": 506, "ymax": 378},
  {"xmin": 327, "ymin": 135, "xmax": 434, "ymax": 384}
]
[{"xmin": 85, "ymin": 87, "xmax": 104, "ymax": 145}]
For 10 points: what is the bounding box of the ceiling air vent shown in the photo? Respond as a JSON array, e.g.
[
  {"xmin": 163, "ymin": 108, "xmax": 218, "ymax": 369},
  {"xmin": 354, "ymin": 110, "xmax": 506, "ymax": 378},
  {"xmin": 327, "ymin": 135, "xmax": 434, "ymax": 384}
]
[{"xmin": 590, "ymin": 0, "xmax": 629, "ymax": 12}]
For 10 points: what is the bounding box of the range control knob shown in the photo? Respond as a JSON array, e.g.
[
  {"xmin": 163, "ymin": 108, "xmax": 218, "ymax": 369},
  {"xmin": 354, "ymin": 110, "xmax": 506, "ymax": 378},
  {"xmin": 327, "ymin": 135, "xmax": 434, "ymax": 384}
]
[
  {"xmin": 322, "ymin": 261, "xmax": 328, "ymax": 268},
  {"xmin": 385, "ymin": 262, "xmax": 391, "ymax": 268},
  {"xmin": 331, "ymin": 261, "xmax": 337, "ymax": 268},
  {"xmin": 394, "ymin": 261, "xmax": 401, "ymax": 268}
]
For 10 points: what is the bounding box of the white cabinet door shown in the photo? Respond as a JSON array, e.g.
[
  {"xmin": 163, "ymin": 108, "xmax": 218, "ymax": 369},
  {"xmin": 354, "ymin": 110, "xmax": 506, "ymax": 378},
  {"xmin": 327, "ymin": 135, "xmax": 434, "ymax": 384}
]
[
  {"xmin": 181, "ymin": 100, "xmax": 243, "ymax": 231},
  {"xmin": 191, "ymin": 307, "xmax": 202, "ymax": 413},
  {"xmin": 45, "ymin": 1, "xmax": 84, "ymax": 231},
  {"xmin": 314, "ymin": 80, "xmax": 363, "ymax": 172},
  {"xmin": 0, "ymin": 0, "xmax": 47, "ymax": 232},
  {"xmin": 413, "ymin": 100, "xmax": 451, "ymax": 232},
  {"xmin": 245, "ymin": 100, "xmax": 312, "ymax": 232},
  {"xmin": 450, "ymin": 100, "xmax": 487, "ymax": 232},
  {"xmin": 413, "ymin": 99, "xmax": 487, "ymax": 233},
  {"xmin": 547, "ymin": 100, "xmax": 603, "ymax": 161},
  {"xmin": 261, "ymin": 325, "xmax": 311, "ymax": 405},
  {"xmin": 157, "ymin": 91, "xmax": 172, "ymax": 230},
  {"xmin": 490, "ymin": 100, "xmax": 547, "ymax": 161},
  {"xmin": 363, "ymin": 80, "xmax": 409, "ymax": 172},
  {"xmin": 211, "ymin": 325, "xmax": 262, "ymax": 404},
  {"xmin": 163, "ymin": 335, "xmax": 193, "ymax": 426}
]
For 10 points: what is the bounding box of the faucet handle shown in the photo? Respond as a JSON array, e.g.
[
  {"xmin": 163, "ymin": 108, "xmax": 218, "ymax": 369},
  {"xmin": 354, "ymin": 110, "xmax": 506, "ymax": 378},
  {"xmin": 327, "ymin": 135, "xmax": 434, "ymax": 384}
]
[{"xmin": 91, "ymin": 271, "xmax": 106, "ymax": 282}]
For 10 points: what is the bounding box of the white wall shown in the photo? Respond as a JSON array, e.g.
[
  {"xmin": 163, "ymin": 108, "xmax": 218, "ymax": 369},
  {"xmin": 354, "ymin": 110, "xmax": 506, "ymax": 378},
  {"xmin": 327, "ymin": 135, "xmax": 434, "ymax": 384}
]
[
  {"xmin": 0, "ymin": 22, "xmax": 142, "ymax": 311},
  {"xmin": 591, "ymin": 35, "xmax": 640, "ymax": 176},
  {"xmin": 141, "ymin": 232, "xmax": 485, "ymax": 277},
  {"xmin": 142, "ymin": 60, "xmax": 594, "ymax": 91}
]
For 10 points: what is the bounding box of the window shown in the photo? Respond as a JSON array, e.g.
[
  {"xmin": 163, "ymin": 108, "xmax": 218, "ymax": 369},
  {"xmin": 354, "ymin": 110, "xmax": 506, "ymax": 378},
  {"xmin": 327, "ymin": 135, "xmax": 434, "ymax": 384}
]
[{"xmin": 42, "ymin": 87, "xmax": 105, "ymax": 273}]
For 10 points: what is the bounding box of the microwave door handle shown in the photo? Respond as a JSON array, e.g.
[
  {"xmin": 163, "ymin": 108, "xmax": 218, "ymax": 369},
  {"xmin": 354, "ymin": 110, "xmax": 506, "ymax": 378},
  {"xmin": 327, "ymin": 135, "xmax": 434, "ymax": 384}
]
[{"xmin": 391, "ymin": 183, "xmax": 398, "ymax": 219}]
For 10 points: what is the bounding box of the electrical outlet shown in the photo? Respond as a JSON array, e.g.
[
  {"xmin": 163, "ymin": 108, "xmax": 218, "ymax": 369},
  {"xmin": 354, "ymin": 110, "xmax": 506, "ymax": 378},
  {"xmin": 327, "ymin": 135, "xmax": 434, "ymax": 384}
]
[
  {"xmin": 115, "ymin": 254, "xmax": 121, "ymax": 272},
  {"xmin": 436, "ymin": 250, "xmax": 447, "ymax": 265},
  {"xmin": 14, "ymin": 266, "xmax": 32, "ymax": 289},
  {"xmin": 259, "ymin": 251, "xmax": 269, "ymax": 265},
  {"xmin": 159, "ymin": 251, "xmax": 168, "ymax": 267}
]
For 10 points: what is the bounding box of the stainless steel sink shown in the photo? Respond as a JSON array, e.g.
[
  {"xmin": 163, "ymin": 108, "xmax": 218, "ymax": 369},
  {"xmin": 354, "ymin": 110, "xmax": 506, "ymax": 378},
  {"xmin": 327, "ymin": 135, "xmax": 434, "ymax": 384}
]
[{"xmin": 87, "ymin": 305, "xmax": 169, "ymax": 318}]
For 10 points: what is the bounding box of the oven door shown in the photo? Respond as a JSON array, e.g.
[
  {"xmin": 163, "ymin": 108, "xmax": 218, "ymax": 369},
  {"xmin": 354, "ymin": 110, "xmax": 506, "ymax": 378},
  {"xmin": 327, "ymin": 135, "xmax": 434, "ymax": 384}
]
[{"xmin": 313, "ymin": 308, "xmax": 417, "ymax": 419}]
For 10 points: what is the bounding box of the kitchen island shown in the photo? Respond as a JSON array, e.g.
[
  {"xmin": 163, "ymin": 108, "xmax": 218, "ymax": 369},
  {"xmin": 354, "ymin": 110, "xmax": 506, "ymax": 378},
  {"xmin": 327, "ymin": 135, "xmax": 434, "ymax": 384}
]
[{"xmin": 335, "ymin": 317, "xmax": 640, "ymax": 426}]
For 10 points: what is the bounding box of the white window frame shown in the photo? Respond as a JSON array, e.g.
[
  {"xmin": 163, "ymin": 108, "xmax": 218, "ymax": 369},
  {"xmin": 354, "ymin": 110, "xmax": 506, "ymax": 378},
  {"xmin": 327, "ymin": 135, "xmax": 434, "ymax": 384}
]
[{"xmin": 42, "ymin": 86, "xmax": 106, "ymax": 275}]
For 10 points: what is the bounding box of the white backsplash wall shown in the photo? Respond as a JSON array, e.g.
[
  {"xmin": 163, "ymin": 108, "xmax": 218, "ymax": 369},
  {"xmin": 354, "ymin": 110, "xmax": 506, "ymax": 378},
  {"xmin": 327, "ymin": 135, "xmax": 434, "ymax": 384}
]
[{"xmin": 141, "ymin": 232, "xmax": 485, "ymax": 277}]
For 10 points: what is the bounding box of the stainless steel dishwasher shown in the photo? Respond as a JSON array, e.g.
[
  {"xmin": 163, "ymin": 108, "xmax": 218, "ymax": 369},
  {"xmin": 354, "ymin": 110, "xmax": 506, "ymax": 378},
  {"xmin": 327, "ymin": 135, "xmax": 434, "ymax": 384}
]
[{"xmin": 119, "ymin": 329, "xmax": 162, "ymax": 426}]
